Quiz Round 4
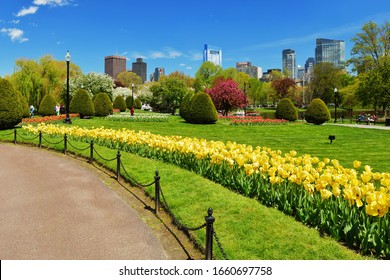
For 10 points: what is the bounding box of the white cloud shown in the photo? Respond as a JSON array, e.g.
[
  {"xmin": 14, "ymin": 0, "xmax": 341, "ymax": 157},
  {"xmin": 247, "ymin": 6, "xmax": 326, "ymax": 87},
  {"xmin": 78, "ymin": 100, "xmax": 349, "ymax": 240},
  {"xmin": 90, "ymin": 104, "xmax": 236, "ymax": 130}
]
[
  {"xmin": 186, "ymin": 66, "xmax": 193, "ymax": 70},
  {"xmin": 10, "ymin": 20, "xmax": 20, "ymax": 24},
  {"xmin": 16, "ymin": 6, "xmax": 39, "ymax": 17},
  {"xmin": 179, "ymin": 63, "xmax": 186, "ymax": 67},
  {"xmin": 1, "ymin": 28, "xmax": 28, "ymax": 42},
  {"xmin": 33, "ymin": 0, "xmax": 69, "ymax": 6}
]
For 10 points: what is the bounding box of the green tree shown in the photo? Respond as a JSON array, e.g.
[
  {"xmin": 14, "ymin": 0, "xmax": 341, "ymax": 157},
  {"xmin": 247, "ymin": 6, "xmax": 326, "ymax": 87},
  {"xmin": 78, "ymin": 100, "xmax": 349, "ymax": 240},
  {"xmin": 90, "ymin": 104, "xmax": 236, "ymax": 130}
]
[
  {"xmin": 70, "ymin": 88, "xmax": 95, "ymax": 118},
  {"xmin": 8, "ymin": 55, "xmax": 82, "ymax": 110},
  {"xmin": 0, "ymin": 78, "xmax": 23, "ymax": 129},
  {"xmin": 116, "ymin": 71, "xmax": 142, "ymax": 88},
  {"xmin": 244, "ymin": 78, "xmax": 263, "ymax": 107},
  {"xmin": 166, "ymin": 71, "xmax": 195, "ymax": 88},
  {"xmin": 113, "ymin": 95, "xmax": 127, "ymax": 112},
  {"xmin": 349, "ymin": 20, "xmax": 390, "ymax": 73},
  {"xmin": 39, "ymin": 94, "xmax": 57, "ymax": 116},
  {"xmin": 185, "ymin": 92, "xmax": 218, "ymax": 124},
  {"xmin": 356, "ymin": 57, "xmax": 390, "ymax": 115},
  {"xmin": 194, "ymin": 61, "xmax": 223, "ymax": 92},
  {"xmin": 149, "ymin": 76, "xmax": 189, "ymax": 114},
  {"xmin": 275, "ymin": 98, "xmax": 298, "ymax": 121},
  {"xmin": 94, "ymin": 92, "xmax": 113, "ymax": 117},
  {"xmin": 179, "ymin": 92, "xmax": 194, "ymax": 120},
  {"xmin": 308, "ymin": 62, "xmax": 344, "ymax": 104},
  {"xmin": 66, "ymin": 73, "xmax": 114, "ymax": 102},
  {"xmin": 305, "ymin": 98, "xmax": 331, "ymax": 125}
]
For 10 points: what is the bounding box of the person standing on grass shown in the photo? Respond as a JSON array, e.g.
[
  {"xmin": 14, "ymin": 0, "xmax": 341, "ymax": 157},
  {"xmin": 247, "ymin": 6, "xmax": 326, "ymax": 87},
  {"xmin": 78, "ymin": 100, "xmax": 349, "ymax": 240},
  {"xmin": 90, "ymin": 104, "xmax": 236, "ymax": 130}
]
[{"xmin": 29, "ymin": 105, "xmax": 34, "ymax": 118}]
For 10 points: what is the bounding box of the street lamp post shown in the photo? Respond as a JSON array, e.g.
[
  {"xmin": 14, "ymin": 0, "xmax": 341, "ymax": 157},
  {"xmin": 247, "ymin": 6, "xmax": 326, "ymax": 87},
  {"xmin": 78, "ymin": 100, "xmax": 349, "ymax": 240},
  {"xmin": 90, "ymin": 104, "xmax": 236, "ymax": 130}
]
[
  {"xmin": 334, "ymin": 88, "xmax": 338, "ymax": 123},
  {"xmin": 131, "ymin": 83, "xmax": 134, "ymax": 116},
  {"xmin": 64, "ymin": 51, "xmax": 72, "ymax": 124}
]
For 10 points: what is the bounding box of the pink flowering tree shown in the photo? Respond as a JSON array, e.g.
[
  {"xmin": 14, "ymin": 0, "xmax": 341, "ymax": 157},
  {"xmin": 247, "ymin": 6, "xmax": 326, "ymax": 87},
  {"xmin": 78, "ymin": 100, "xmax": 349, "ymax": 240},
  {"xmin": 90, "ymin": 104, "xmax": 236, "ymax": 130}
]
[{"xmin": 206, "ymin": 78, "xmax": 247, "ymax": 116}]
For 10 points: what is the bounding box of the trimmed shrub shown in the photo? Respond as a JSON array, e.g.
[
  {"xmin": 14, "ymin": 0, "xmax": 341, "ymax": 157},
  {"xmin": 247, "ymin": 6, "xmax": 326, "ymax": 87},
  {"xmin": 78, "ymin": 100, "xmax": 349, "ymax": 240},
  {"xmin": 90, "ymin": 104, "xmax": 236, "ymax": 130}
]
[
  {"xmin": 185, "ymin": 92, "xmax": 218, "ymax": 124},
  {"xmin": 275, "ymin": 98, "xmax": 298, "ymax": 121},
  {"xmin": 0, "ymin": 78, "xmax": 23, "ymax": 129},
  {"xmin": 39, "ymin": 94, "xmax": 57, "ymax": 116},
  {"xmin": 94, "ymin": 92, "xmax": 113, "ymax": 117},
  {"xmin": 305, "ymin": 98, "xmax": 331, "ymax": 125},
  {"xmin": 180, "ymin": 92, "xmax": 194, "ymax": 120},
  {"xmin": 70, "ymin": 88, "xmax": 95, "ymax": 118},
  {"xmin": 113, "ymin": 95, "xmax": 127, "ymax": 112},
  {"xmin": 17, "ymin": 90, "xmax": 30, "ymax": 118},
  {"xmin": 134, "ymin": 98, "xmax": 142, "ymax": 109},
  {"xmin": 125, "ymin": 96, "xmax": 134, "ymax": 109}
]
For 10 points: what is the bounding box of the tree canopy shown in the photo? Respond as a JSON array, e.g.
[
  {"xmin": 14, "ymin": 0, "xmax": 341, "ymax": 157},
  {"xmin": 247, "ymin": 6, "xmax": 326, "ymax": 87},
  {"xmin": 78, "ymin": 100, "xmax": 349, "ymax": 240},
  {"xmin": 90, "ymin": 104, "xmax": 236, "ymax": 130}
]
[
  {"xmin": 206, "ymin": 78, "xmax": 247, "ymax": 116},
  {"xmin": 350, "ymin": 20, "xmax": 390, "ymax": 73}
]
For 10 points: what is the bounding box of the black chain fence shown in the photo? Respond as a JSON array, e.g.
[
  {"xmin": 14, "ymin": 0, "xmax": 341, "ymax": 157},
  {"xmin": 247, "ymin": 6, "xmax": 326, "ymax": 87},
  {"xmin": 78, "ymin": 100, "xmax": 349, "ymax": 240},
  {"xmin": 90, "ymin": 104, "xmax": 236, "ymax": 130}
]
[{"xmin": 5, "ymin": 129, "xmax": 229, "ymax": 260}]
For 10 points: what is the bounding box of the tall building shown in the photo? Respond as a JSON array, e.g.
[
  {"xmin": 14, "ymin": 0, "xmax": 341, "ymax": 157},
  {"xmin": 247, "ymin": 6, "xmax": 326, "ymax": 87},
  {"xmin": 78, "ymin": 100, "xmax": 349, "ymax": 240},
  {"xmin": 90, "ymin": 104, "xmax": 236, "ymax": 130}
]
[
  {"xmin": 304, "ymin": 57, "xmax": 315, "ymax": 85},
  {"xmin": 236, "ymin": 62, "xmax": 262, "ymax": 79},
  {"xmin": 104, "ymin": 55, "xmax": 126, "ymax": 79},
  {"xmin": 315, "ymin": 38, "xmax": 345, "ymax": 68},
  {"xmin": 150, "ymin": 67, "xmax": 165, "ymax": 82},
  {"xmin": 132, "ymin": 58, "xmax": 147, "ymax": 83},
  {"xmin": 203, "ymin": 44, "xmax": 222, "ymax": 66},
  {"xmin": 282, "ymin": 49, "xmax": 297, "ymax": 80}
]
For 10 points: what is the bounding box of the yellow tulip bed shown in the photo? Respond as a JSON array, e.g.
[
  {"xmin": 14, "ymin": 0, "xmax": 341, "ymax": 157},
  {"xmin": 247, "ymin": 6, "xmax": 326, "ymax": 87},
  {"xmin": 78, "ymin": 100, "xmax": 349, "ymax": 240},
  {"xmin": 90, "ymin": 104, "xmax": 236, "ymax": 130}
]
[{"xmin": 23, "ymin": 123, "xmax": 390, "ymax": 258}]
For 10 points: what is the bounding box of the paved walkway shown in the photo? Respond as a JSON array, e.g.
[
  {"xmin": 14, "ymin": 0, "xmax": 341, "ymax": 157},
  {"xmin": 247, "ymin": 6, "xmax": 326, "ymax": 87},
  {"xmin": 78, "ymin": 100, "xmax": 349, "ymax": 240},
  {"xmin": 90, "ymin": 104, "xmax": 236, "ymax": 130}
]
[
  {"xmin": 329, "ymin": 123, "xmax": 390, "ymax": 130},
  {"xmin": 0, "ymin": 144, "xmax": 194, "ymax": 260}
]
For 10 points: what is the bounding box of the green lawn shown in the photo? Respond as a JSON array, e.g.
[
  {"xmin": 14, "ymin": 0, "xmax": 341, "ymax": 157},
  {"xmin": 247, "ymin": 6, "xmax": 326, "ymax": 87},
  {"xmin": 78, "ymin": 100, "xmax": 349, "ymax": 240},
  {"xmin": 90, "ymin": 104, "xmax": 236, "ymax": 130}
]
[
  {"xmin": 1, "ymin": 113, "xmax": 388, "ymax": 259},
  {"xmin": 73, "ymin": 114, "xmax": 390, "ymax": 173}
]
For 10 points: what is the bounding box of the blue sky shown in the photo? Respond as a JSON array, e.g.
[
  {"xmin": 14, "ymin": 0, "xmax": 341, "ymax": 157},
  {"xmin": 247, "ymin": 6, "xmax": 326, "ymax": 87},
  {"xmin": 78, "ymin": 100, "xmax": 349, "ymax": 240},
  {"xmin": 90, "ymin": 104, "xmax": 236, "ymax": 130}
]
[{"xmin": 1, "ymin": 0, "xmax": 390, "ymax": 78}]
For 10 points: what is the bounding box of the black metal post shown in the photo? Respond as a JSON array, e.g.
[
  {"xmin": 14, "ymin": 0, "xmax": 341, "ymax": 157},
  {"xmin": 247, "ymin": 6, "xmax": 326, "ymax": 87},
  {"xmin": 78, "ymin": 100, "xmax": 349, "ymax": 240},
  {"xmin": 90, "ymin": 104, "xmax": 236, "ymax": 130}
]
[
  {"xmin": 64, "ymin": 134, "xmax": 67, "ymax": 155},
  {"xmin": 64, "ymin": 51, "xmax": 72, "ymax": 124},
  {"xmin": 154, "ymin": 170, "xmax": 160, "ymax": 215},
  {"xmin": 39, "ymin": 132, "xmax": 42, "ymax": 148},
  {"xmin": 131, "ymin": 84, "xmax": 134, "ymax": 116},
  {"xmin": 116, "ymin": 150, "xmax": 121, "ymax": 181},
  {"xmin": 205, "ymin": 208, "xmax": 215, "ymax": 260},
  {"xmin": 13, "ymin": 129, "xmax": 17, "ymax": 144},
  {"xmin": 334, "ymin": 88, "xmax": 338, "ymax": 123},
  {"xmin": 89, "ymin": 140, "xmax": 94, "ymax": 163}
]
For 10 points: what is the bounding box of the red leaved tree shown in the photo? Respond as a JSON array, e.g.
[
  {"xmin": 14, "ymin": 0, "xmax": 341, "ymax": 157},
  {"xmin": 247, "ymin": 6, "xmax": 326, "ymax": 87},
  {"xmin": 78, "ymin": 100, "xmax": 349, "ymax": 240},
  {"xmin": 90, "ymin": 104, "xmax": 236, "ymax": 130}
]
[
  {"xmin": 271, "ymin": 77, "xmax": 296, "ymax": 100},
  {"xmin": 206, "ymin": 78, "xmax": 247, "ymax": 116}
]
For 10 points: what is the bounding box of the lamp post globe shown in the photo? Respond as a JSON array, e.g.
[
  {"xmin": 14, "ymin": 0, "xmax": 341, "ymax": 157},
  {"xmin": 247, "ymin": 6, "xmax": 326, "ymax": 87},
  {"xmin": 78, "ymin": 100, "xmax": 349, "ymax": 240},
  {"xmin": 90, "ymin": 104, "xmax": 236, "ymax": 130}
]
[
  {"xmin": 64, "ymin": 51, "xmax": 72, "ymax": 124},
  {"xmin": 334, "ymin": 88, "xmax": 338, "ymax": 123}
]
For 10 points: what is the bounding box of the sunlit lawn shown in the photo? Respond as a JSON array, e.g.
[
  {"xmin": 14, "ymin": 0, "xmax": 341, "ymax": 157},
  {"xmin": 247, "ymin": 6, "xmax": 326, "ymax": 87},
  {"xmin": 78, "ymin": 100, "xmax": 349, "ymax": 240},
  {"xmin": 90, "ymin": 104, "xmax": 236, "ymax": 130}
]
[{"xmin": 73, "ymin": 113, "xmax": 390, "ymax": 173}]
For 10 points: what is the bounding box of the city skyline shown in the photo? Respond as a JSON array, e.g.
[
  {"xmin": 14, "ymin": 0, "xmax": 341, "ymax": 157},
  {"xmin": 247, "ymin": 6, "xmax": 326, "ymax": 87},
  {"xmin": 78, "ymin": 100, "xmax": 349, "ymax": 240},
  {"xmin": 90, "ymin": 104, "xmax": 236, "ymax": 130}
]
[{"xmin": 1, "ymin": 0, "xmax": 390, "ymax": 78}]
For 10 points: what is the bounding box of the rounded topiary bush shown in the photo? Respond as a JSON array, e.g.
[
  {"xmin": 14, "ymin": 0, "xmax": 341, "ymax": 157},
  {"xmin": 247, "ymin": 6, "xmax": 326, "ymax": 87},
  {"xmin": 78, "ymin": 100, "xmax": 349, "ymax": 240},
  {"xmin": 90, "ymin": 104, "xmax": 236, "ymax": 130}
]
[
  {"xmin": 305, "ymin": 98, "xmax": 331, "ymax": 125},
  {"xmin": 70, "ymin": 88, "xmax": 94, "ymax": 118},
  {"xmin": 125, "ymin": 96, "xmax": 134, "ymax": 110},
  {"xmin": 0, "ymin": 78, "xmax": 23, "ymax": 129},
  {"xmin": 180, "ymin": 92, "xmax": 194, "ymax": 120},
  {"xmin": 185, "ymin": 92, "xmax": 218, "ymax": 124},
  {"xmin": 17, "ymin": 90, "xmax": 30, "ymax": 118},
  {"xmin": 94, "ymin": 92, "xmax": 113, "ymax": 117},
  {"xmin": 275, "ymin": 98, "xmax": 298, "ymax": 121},
  {"xmin": 39, "ymin": 94, "xmax": 57, "ymax": 116},
  {"xmin": 113, "ymin": 95, "xmax": 127, "ymax": 112},
  {"xmin": 134, "ymin": 98, "xmax": 142, "ymax": 109}
]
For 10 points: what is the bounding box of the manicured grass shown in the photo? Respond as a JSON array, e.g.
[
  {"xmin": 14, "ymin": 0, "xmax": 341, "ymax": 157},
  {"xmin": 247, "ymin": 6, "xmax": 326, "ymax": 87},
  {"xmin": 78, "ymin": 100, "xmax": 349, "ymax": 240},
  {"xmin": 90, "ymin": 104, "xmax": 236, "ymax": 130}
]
[
  {"xmin": 71, "ymin": 114, "xmax": 390, "ymax": 173},
  {"xmin": 2, "ymin": 114, "xmax": 387, "ymax": 259},
  {"xmin": 0, "ymin": 134, "xmax": 367, "ymax": 260}
]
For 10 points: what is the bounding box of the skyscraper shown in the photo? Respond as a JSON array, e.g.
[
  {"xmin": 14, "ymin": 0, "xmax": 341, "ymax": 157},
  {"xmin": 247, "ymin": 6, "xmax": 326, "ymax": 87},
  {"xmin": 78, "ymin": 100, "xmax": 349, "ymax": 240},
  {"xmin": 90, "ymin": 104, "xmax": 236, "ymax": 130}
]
[
  {"xmin": 150, "ymin": 67, "xmax": 165, "ymax": 82},
  {"xmin": 282, "ymin": 49, "xmax": 297, "ymax": 80},
  {"xmin": 203, "ymin": 44, "xmax": 222, "ymax": 66},
  {"xmin": 132, "ymin": 58, "xmax": 147, "ymax": 83},
  {"xmin": 236, "ymin": 62, "xmax": 262, "ymax": 79},
  {"xmin": 104, "ymin": 55, "xmax": 126, "ymax": 79},
  {"xmin": 315, "ymin": 38, "xmax": 345, "ymax": 68}
]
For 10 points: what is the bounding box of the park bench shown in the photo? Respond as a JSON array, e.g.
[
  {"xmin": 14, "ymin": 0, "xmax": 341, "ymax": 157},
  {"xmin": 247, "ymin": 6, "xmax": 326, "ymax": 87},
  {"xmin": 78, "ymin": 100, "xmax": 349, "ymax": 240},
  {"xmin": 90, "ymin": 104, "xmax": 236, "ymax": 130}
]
[{"xmin": 356, "ymin": 117, "xmax": 376, "ymax": 125}]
